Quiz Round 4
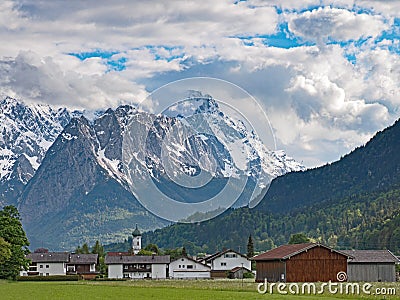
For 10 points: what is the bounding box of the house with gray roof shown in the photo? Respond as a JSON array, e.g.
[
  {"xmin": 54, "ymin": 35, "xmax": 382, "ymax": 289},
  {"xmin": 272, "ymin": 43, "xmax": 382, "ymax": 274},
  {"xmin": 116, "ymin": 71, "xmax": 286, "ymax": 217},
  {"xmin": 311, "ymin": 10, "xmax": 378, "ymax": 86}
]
[
  {"xmin": 22, "ymin": 252, "xmax": 70, "ymax": 276},
  {"xmin": 199, "ymin": 249, "xmax": 251, "ymax": 278},
  {"xmin": 170, "ymin": 256, "xmax": 211, "ymax": 279},
  {"xmin": 342, "ymin": 250, "xmax": 399, "ymax": 282},
  {"xmin": 105, "ymin": 254, "xmax": 170, "ymax": 279},
  {"xmin": 67, "ymin": 254, "xmax": 99, "ymax": 279},
  {"xmin": 20, "ymin": 252, "xmax": 99, "ymax": 278}
]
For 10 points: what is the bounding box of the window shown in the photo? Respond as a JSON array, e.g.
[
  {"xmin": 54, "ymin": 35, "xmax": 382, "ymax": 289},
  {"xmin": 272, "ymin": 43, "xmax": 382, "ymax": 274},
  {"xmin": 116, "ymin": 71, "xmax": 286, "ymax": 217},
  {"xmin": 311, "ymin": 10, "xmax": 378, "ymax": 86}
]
[
  {"xmin": 224, "ymin": 253, "xmax": 237, "ymax": 258},
  {"xmin": 46, "ymin": 273, "xmax": 49, "ymax": 276},
  {"xmin": 221, "ymin": 262, "xmax": 227, "ymax": 266},
  {"xmin": 187, "ymin": 265, "xmax": 193, "ymax": 269},
  {"xmin": 46, "ymin": 265, "xmax": 49, "ymax": 268},
  {"xmin": 123, "ymin": 274, "xmax": 130, "ymax": 278},
  {"xmin": 39, "ymin": 265, "xmax": 43, "ymax": 268},
  {"xmin": 124, "ymin": 265, "xmax": 128, "ymax": 269}
]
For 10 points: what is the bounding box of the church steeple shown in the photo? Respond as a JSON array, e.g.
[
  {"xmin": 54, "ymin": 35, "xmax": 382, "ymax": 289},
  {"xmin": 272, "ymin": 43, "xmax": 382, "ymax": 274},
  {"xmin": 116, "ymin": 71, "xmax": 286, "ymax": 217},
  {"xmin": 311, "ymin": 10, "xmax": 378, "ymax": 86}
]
[{"xmin": 132, "ymin": 224, "xmax": 142, "ymax": 254}]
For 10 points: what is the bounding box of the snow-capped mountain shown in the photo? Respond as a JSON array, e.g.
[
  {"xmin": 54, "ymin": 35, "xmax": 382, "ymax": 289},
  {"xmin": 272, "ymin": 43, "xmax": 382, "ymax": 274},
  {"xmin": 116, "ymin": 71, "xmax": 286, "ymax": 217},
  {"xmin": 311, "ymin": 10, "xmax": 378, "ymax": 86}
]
[
  {"xmin": 0, "ymin": 97, "xmax": 73, "ymax": 205},
  {"xmin": 1, "ymin": 95, "xmax": 304, "ymax": 249}
]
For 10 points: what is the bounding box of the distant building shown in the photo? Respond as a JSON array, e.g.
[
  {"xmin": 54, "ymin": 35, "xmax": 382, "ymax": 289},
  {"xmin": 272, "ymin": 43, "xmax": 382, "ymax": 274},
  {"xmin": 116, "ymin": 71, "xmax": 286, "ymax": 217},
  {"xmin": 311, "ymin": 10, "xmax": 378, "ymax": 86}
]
[
  {"xmin": 132, "ymin": 225, "xmax": 142, "ymax": 255},
  {"xmin": 342, "ymin": 250, "xmax": 399, "ymax": 282},
  {"xmin": 253, "ymin": 243, "xmax": 351, "ymax": 282},
  {"xmin": 22, "ymin": 252, "xmax": 70, "ymax": 276},
  {"xmin": 199, "ymin": 249, "xmax": 251, "ymax": 278},
  {"xmin": 169, "ymin": 256, "xmax": 211, "ymax": 279},
  {"xmin": 21, "ymin": 252, "xmax": 98, "ymax": 278},
  {"xmin": 105, "ymin": 254, "xmax": 170, "ymax": 279},
  {"xmin": 228, "ymin": 266, "xmax": 252, "ymax": 279},
  {"xmin": 67, "ymin": 253, "xmax": 99, "ymax": 280}
]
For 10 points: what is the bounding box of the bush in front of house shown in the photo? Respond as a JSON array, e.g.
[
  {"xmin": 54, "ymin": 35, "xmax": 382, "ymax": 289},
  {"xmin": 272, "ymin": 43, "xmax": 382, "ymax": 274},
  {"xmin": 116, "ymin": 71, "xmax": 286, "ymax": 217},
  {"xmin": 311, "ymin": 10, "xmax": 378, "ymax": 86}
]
[
  {"xmin": 17, "ymin": 275, "xmax": 80, "ymax": 281},
  {"xmin": 243, "ymin": 272, "xmax": 254, "ymax": 279}
]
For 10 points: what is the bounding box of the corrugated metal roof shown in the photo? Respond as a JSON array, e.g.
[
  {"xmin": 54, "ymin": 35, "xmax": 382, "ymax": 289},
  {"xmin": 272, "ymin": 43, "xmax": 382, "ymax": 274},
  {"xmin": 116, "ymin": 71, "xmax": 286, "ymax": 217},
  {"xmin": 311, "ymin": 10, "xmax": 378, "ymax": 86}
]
[
  {"xmin": 342, "ymin": 250, "xmax": 399, "ymax": 263},
  {"xmin": 27, "ymin": 252, "xmax": 70, "ymax": 263},
  {"xmin": 105, "ymin": 255, "xmax": 170, "ymax": 264},
  {"xmin": 69, "ymin": 254, "xmax": 98, "ymax": 264},
  {"xmin": 252, "ymin": 243, "xmax": 351, "ymax": 261}
]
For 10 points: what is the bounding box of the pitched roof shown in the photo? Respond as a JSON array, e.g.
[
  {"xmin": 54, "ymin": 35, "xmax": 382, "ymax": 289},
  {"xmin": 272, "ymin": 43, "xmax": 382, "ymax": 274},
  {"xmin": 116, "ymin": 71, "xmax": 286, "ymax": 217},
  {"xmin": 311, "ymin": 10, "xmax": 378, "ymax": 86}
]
[
  {"xmin": 200, "ymin": 249, "xmax": 248, "ymax": 263},
  {"xmin": 230, "ymin": 266, "xmax": 252, "ymax": 273},
  {"xmin": 105, "ymin": 255, "xmax": 170, "ymax": 264},
  {"xmin": 27, "ymin": 252, "xmax": 70, "ymax": 263},
  {"xmin": 252, "ymin": 243, "xmax": 351, "ymax": 261},
  {"xmin": 69, "ymin": 254, "xmax": 98, "ymax": 264},
  {"xmin": 170, "ymin": 256, "xmax": 211, "ymax": 269},
  {"xmin": 342, "ymin": 250, "xmax": 399, "ymax": 263},
  {"xmin": 106, "ymin": 252, "xmax": 131, "ymax": 256}
]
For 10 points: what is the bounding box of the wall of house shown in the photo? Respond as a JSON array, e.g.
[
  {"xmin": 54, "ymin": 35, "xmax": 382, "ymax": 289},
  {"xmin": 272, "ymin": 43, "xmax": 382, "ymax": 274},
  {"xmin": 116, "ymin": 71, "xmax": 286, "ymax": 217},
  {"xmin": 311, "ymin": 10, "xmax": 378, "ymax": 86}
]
[
  {"xmin": 123, "ymin": 271, "xmax": 151, "ymax": 279},
  {"xmin": 151, "ymin": 264, "xmax": 167, "ymax": 279},
  {"xmin": 171, "ymin": 270, "xmax": 210, "ymax": 279},
  {"xmin": 108, "ymin": 264, "xmax": 123, "ymax": 279},
  {"xmin": 347, "ymin": 263, "xmax": 396, "ymax": 282},
  {"xmin": 211, "ymin": 252, "xmax": 251, "ymax": 271},
  {"xmin": 170, "ymin": 257, "xmax": 210, "ymax": 279},
  {"xmin": 255, "ymin": 260, "xmax": 285, "ymax": 282},
  {"xmin": 37, "ymin": 262, "xmax": 66, "ymax": 276},
  {"xmin": 285, "ymin": 246, "xmax": 347, "ymax": 282}
]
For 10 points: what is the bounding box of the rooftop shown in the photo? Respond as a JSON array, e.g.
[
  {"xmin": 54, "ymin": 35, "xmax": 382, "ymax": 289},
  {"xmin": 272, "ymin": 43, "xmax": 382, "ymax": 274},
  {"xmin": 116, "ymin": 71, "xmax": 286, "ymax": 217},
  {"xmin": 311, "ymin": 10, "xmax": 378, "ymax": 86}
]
[
  {"xmin": 252, "ymin": 243, "xmax": 351, "ymax": 261},
  {"xmin": 105, "ymin": 255, "xmax": 170, "ymax": 264},
  {"xmin": 27, "ymin": 252, "xmax": 70, "ymax": 263},
  {"xmin": 342, "ymin": 250, "xmax": 399, "ymax": 263},
  {"xmin": 69, "ymin": 253, "xmax": 98, "ymax": 264}
]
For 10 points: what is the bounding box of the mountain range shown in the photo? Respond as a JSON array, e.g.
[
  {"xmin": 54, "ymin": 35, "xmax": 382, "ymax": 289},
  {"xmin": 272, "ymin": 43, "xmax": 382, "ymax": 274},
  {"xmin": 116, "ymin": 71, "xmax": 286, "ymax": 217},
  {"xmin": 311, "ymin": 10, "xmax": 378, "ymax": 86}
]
[
  {"xmin": 0, "ymin": 96, "xmax": 303, "ymax": 250},
  {"xmin": 139, "ymin": 118, "xmax": 400, "ymax": 255}
]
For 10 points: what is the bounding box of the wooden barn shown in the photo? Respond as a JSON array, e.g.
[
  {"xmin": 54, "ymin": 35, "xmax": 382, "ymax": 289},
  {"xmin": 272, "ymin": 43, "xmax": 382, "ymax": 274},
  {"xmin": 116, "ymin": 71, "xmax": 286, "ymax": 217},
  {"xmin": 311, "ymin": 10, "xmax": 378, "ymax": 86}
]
[
  {"xmin": 253, "ymin": 243, "xmax": 351, "ymax": 282},
  {"xmin": 342, "ymin": 250, "xmax": 399, "ymax": 282}
]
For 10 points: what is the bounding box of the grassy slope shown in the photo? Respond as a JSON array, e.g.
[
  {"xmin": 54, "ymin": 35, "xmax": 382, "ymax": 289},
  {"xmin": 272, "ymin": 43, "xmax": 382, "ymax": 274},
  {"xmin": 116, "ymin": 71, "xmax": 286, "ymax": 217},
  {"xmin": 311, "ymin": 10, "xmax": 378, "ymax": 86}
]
[{"xmin": 0, "ymin": 280, "xmax": 399, "ymax": 300}]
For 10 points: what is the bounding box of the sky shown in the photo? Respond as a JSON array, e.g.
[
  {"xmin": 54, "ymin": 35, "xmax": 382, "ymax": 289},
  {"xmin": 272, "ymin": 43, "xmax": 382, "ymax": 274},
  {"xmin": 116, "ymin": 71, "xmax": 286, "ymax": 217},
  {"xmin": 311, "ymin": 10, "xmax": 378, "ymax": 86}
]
[{"xmin": 0, "ymin": 0, "xmax": 399, "ymax": 167}]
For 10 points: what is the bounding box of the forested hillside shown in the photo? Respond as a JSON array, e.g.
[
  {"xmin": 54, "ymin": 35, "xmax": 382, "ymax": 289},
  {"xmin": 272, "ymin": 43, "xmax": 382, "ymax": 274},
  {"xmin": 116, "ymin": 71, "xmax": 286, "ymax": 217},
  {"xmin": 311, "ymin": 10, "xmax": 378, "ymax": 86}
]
[{"xmin": 111, "ymin": 119, "xmax": 400, "ymax": 255}]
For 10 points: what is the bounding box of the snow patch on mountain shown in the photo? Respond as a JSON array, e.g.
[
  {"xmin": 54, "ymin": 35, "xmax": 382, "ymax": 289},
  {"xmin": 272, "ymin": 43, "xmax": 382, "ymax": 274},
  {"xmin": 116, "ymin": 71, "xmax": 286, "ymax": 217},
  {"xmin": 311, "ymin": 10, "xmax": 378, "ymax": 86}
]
[{"xmin": 0, "ymin": 96, "xmax": 72, "ymax": 182}]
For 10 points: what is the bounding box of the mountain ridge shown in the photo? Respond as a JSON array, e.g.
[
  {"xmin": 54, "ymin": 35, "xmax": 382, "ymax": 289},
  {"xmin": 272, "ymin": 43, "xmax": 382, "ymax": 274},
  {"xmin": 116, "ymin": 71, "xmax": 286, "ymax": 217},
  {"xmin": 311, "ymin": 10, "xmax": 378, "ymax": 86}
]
[
  {"xmin": 0, "ymin": 96, "xmax": 303, "ymax": 250},
  {"xmin": 139, "ymin": 117, "xmax": 400, "ymax": 255}
]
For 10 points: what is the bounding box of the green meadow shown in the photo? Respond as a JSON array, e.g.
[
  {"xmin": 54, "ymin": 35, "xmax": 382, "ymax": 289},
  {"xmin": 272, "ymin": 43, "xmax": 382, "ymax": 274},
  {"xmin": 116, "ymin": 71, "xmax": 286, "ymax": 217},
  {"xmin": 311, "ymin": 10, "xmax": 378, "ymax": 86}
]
[{"xmin": 1, "ymin": 279, "xmax": 399, "ymax": 300}]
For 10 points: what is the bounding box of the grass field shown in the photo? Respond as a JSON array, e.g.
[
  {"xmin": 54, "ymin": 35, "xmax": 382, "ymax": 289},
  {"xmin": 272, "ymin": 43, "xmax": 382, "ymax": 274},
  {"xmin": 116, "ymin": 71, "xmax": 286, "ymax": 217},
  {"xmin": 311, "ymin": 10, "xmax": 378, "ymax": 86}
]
[{"xmin": 1, "ymin": 279, "xmax": 399, "ymax": 300}]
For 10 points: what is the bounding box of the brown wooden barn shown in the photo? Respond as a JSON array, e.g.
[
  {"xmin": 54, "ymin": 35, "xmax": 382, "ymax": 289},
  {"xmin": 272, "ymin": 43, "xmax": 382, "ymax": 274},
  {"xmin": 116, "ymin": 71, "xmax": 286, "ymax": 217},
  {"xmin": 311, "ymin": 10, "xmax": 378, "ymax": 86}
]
[{"xmin": 253, "ymin": 243, "xmax": 351, "ymax": 282}]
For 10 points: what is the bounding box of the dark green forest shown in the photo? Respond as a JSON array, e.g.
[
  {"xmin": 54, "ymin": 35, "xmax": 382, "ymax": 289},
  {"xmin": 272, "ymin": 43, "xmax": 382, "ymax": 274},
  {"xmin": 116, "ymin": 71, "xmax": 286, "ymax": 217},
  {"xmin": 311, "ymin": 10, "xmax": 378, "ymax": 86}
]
[{"xmin": 109, "ymin": 119, "xmax": 400, "ymax": 256}]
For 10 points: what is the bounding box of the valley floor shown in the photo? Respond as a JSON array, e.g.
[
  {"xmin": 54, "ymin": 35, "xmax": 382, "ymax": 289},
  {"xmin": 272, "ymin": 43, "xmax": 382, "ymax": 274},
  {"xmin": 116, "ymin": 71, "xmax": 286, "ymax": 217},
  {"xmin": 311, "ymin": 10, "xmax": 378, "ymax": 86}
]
[{"xmin": 1, "ymin": 279, "xmax": 399, "ymax": 300}]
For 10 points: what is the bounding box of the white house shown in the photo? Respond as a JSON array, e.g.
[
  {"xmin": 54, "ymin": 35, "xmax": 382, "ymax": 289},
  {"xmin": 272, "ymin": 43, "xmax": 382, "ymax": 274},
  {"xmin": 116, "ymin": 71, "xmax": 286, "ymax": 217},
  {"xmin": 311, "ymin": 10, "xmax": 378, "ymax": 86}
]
[
  {"xmin": 21, "ymin": 252, "xmax": 99, "ymax": 278},
  {"xmin": 169, "ymin": 256, "xmax": 211, "ymax": 279},
  {"xmin": 21, "ymin": 252, "xmax": 70, "ymax": 276},
  {"xmin": 200, "ymin": 249, "xmax": 251, "ymax": 278},
  {"xmin": 105, "ymin": 254, "xmax": 170, "ymax": 279}
]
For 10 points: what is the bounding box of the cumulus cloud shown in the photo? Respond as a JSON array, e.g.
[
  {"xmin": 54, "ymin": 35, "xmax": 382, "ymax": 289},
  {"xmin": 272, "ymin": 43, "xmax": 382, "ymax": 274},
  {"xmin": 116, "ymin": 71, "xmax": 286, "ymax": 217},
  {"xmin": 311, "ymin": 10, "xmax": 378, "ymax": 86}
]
[
  {"xmin": 0, "ymin": 0, "xmax": 398, "ymax": 167},
  {"xmin": 0, "ymin": 51, "xmax": 147, "ymax": 109},
  {"xmin": 287, "ymin": 7, "xmax": 389, "ymax": 43}
]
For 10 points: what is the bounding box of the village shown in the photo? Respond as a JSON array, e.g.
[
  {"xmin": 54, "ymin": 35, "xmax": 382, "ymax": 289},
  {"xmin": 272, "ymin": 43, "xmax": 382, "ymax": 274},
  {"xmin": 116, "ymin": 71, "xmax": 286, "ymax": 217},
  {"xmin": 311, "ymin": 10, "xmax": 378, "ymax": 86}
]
[{"xmin": 20, "ymin": 226, "xmax": 400, "ymax": 283}]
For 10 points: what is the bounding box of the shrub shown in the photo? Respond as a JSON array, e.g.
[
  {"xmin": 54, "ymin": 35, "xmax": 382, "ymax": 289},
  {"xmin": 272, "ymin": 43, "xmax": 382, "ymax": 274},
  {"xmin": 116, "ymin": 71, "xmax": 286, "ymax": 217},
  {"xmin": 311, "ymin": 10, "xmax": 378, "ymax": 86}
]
[
  {"xmin": 243, "ymin": 272, "xmax": 254, "ymax": 279},
  {"xmin": 17, "ymin": 275, "xmax": 80, "ymax": 281}
]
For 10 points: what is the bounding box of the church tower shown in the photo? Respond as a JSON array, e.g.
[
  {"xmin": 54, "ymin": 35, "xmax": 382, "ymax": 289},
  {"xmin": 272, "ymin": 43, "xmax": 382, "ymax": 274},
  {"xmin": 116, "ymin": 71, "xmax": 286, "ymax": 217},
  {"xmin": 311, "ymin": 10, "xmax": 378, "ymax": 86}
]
[{"xmin": 132, "ymin": 224, "xmax": 142, "ymax": 254}]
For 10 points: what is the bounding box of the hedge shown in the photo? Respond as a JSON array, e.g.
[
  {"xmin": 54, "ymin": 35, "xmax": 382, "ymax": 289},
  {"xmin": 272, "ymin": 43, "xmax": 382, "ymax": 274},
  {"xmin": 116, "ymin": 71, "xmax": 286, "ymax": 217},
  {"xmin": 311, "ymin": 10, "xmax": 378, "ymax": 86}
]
[{"xmin": 17, "ymin": 275, "xmax": 80, "ymax": 281}]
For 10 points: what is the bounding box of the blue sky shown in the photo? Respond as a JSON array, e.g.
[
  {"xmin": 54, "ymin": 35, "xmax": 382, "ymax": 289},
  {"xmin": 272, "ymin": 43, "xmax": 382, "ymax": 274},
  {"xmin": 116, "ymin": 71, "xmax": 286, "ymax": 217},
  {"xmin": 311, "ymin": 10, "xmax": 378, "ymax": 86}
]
[{"xmin": 0, "ymin": 0, "xmax": 399, "ymax": 167}]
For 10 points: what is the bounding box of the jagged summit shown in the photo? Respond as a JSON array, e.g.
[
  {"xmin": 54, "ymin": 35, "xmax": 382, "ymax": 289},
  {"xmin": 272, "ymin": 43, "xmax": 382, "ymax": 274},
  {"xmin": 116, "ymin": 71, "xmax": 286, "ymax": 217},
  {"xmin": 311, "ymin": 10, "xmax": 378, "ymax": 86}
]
[{"xmin": 1, "ymin": 96, "xmax": 304, "ymax": 249}]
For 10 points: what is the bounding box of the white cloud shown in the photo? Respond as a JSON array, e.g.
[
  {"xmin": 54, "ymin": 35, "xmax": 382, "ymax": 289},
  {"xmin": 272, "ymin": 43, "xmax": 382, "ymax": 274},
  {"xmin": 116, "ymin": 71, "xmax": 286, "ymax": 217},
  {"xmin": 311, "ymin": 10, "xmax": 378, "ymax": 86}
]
[
  {"xmin": 0, "ymin": 0, "xmax": 398, "ymax": 167},
  {"xmin": 287, "ymin": 7, "xmax": 389, "ymax": 43},
  {"xmin": 0, "ymin": 51, "xmax": 147, "ymax": 109}
]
